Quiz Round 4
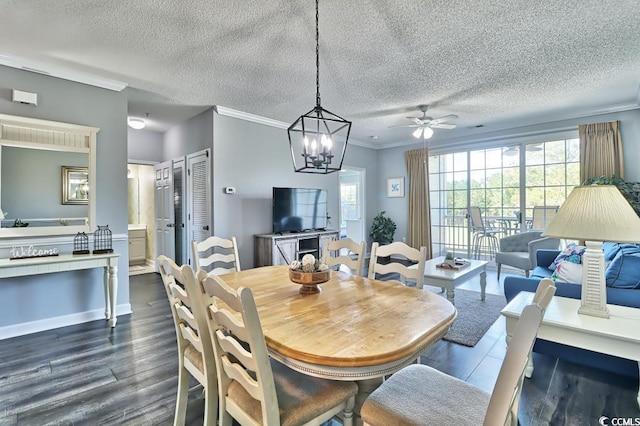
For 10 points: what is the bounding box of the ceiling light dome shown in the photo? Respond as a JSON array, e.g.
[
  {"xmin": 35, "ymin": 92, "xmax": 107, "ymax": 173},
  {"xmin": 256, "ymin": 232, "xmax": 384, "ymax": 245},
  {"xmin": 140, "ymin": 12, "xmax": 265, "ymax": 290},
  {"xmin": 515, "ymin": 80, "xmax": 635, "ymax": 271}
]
[
  {"xmin": 413, "ymin": 127, "xmax": 434, "ymax": 139},
  {"xmin": 128, "ymin": 118, "xmax": 145, "ymax": 130}
]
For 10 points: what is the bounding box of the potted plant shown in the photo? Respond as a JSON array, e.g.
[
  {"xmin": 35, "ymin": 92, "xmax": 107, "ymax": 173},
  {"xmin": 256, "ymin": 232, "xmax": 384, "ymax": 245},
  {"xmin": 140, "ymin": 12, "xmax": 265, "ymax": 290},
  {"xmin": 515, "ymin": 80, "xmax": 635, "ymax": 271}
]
[
  {"xmin": 445, "ymin": 252, "xmax": 456, "ymax": 267},
  {"xmin": 369, "ymin": 211, "xmax": 397, "ymax": 245}
]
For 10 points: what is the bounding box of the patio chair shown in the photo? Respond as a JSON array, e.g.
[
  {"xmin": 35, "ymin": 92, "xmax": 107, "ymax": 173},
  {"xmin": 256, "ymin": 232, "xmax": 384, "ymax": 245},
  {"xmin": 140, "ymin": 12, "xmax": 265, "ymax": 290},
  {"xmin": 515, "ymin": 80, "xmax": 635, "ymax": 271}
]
[
  {"xmin": 530, "ymin": 206, "xmax": 559, "ymax": 231},
  {"xmin": 495, "ymin": 231, "xmax": 560, "ymax": 279},
  {"xmin": 468, "ymin": 206, "xmax": 502, "ymax": 259},
  {"xmin": 361, "ymin": 281, "xmax": 556, "ymax": 426}
]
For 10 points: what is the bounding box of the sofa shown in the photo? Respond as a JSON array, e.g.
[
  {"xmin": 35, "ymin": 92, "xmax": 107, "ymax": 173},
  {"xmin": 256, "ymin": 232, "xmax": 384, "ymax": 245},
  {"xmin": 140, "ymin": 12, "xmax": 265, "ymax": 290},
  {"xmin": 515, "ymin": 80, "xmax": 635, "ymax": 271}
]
[{"xmin": 504, "ymin": 246, "xmax": 640, "ymax": 378}]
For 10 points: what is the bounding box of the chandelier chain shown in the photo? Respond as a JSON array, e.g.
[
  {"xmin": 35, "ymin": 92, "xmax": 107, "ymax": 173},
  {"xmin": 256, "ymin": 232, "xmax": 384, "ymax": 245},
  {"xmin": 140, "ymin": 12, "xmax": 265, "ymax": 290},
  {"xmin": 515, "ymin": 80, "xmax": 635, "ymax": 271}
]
[{"xmin": 315, "ymin": 0, "xmax": 321, "ymax": 107}]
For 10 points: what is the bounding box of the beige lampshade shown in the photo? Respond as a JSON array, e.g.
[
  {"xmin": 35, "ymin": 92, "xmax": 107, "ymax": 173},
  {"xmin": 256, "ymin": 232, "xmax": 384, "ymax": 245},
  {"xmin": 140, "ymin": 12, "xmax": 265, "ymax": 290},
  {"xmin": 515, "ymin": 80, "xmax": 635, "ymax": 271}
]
[{"xmin": 542, "ymin": 185, "xmax": 640, "ymax": 243}]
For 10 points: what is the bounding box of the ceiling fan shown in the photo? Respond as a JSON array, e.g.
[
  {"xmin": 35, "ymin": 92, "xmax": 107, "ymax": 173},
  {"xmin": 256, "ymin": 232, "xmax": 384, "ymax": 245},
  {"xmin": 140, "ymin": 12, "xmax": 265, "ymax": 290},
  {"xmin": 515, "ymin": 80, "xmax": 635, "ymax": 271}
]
[{"xmin": 391, "ymin": 105, "xmax": 458, "ymax": 139}]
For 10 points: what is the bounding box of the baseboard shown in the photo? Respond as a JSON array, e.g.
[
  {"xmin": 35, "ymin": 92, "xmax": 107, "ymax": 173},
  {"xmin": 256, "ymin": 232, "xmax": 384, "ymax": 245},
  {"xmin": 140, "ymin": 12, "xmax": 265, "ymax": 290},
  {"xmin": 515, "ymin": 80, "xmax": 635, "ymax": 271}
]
[{"xmin": 0, "ymin": 303, "xmax": 132, "ymax": 340}]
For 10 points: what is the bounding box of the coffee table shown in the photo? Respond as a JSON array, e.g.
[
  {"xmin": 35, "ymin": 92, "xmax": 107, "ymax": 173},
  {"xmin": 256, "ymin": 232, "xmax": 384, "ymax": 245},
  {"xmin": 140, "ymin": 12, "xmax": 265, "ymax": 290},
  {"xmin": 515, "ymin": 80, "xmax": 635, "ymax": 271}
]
[{"xmin": 411, "ymin": 256, "xmax": 488, "ymax": 304}]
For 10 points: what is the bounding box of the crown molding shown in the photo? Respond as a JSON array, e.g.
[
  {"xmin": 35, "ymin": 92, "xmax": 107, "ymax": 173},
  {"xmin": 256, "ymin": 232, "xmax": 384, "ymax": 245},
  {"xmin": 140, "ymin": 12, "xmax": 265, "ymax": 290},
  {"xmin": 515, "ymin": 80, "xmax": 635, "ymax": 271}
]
[
  {"xmin": 214, "ymin": 105, "xmax": 377, "ymax": 149},
  {"xmin": 0, "ymin": 54, "xmax": 128, "ymax": 92},
  {"xmin": 215, "ymin": 106, "xmax": 289, "ymax": 129}
]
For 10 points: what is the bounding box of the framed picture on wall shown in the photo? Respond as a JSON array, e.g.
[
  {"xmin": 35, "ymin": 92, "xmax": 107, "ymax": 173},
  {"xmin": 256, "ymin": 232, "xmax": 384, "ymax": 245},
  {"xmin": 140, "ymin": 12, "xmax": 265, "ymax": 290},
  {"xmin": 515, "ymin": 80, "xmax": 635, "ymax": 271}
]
[{"xmin": 387, "ymin": 177, "xmax": 405, "ymax": 198}]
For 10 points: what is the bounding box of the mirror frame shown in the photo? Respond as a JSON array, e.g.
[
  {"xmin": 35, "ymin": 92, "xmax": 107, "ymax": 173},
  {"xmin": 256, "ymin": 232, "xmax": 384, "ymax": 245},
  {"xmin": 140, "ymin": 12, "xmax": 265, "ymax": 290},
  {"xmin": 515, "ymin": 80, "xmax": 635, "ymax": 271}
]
[
  {"xmin": 62, "ymin": 166, "xmax": 89, "ymax": 205},
  {"xmin": 0, "ymin": 113, "xmax": 98, "ymax": 238}
]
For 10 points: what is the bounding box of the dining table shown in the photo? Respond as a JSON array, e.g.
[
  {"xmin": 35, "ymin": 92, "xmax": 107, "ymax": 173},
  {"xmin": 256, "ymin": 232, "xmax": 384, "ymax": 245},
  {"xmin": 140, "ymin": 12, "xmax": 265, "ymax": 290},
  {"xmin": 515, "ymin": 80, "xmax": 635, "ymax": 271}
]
[{"xmin": 215, "ymin": 265, "xmax": 457, "ymax": 423}]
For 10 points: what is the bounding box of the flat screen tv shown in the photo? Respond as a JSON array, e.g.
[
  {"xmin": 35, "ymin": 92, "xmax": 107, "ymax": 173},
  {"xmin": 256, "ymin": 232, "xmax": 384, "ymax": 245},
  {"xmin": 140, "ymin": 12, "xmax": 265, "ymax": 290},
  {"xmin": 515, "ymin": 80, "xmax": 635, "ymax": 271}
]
[{"xmin": 272, "ymin": 187, "xmax": 328, "ymax": 233}]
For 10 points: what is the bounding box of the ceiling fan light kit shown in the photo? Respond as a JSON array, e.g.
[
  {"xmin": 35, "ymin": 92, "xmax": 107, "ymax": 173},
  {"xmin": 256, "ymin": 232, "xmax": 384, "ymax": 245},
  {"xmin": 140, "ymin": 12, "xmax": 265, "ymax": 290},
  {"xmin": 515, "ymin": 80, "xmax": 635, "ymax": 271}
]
[
  {"xmin": 393, "ymin": 105, "xmax": 458, "ymax": 140},
  {"xmin": 287, "ymin": 0, "xmax": 350, "ymax": 174},
  {"xmin": 413, "ymin": 126, "xmax": 434, "ymax": 140}
]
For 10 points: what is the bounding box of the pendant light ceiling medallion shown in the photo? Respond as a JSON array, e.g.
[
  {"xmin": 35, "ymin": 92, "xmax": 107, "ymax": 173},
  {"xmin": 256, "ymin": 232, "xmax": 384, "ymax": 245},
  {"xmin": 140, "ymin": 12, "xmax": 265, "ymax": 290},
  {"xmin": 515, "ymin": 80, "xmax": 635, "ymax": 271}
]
[{"xmin": 287, "ymin": 0, "xmax": 351, "ymax": 174}]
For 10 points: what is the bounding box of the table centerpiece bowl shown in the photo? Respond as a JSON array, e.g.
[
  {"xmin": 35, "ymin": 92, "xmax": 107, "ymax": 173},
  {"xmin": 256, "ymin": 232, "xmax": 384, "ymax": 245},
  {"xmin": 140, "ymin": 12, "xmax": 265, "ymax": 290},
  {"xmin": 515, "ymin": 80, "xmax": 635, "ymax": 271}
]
[{"xmin": 288, "ymin": 269, "xmax": 330, "ymax": 294}]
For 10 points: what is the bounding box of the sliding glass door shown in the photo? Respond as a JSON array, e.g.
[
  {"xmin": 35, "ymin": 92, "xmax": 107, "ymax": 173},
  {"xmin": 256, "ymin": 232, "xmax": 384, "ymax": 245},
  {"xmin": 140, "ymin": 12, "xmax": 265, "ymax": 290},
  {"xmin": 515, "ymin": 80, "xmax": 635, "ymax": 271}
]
[{"xmin": 430, "ymin": 138, "xmax": 579, "ymax": 259}]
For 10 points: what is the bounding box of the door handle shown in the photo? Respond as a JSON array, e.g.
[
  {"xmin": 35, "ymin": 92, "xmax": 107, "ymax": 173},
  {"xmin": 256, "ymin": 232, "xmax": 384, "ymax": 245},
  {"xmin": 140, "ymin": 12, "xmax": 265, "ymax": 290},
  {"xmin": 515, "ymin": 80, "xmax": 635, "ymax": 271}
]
[
  {"xmin": 166, "ymin": 223, "xmax": 174, "ymax": 228},
  {"xmin": 203, "ymin": 225, "xmax": 210, "ymax": 231}
]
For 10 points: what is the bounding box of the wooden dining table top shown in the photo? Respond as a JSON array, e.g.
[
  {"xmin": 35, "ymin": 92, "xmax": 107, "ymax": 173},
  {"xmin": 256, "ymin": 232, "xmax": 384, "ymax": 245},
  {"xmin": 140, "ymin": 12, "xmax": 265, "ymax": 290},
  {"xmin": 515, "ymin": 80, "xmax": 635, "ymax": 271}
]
[{"xmin": 216, "ymin": 265, "xmax": 457, "ymax": 371}]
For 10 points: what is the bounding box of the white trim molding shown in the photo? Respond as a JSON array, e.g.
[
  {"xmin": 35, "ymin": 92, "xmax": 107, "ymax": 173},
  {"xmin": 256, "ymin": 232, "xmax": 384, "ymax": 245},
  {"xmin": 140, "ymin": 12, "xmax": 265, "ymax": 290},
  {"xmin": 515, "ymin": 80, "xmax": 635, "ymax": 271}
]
[
  {"xmin": 0, "ymin": 54, "xmax": 128, "ymax": 92},
  {"xmin": 0, "ymin": 303, "xmax": 132, "ymax": 340}
]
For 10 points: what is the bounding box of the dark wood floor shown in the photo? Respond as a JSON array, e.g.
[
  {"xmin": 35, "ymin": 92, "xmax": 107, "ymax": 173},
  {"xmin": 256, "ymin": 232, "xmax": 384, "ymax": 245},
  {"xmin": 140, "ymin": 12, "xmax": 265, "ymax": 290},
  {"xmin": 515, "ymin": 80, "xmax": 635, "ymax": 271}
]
[{"xmin": 1, "ymin": 270, "xmax": 638, "ymax": 425}]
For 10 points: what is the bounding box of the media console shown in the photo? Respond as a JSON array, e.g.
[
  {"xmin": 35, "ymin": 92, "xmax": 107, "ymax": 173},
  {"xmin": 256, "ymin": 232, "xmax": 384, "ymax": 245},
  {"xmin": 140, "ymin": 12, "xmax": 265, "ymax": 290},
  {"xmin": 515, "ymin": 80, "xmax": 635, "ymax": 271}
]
[{"xmin": 254, "ymin": 230, "xmax": 339, "ymax": 267}]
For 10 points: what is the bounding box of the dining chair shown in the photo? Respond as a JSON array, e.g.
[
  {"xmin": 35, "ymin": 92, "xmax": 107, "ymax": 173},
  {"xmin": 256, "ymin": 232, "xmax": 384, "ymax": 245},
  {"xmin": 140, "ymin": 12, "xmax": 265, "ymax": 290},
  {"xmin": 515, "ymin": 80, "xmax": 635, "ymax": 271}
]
[
  {"xmin": 530, "ymin": 205, "xmax": 559, "ymax": 231},
  {"xmin": 321, "ymin": 237, "xmax": 366, "ymax": 276},
  {"xmin": 157, "ymin": 255, "xmax": 217, "ymax": 426},
  {"xmin": 191, "ymin": 235, "xmax": 240, "ymax": 275},
  {"xmin": 361, "ymin": 282, "xmax": 556, "ymax": 426},
  {"xmin": 368, "ymin": 241, "xmax": 427, "ymax": 288},
  {"xmin": 468, "ymin": 206, "xmax": 502, "ymax": 259},
  {"xmin": 201, "ymin": 273, "xmax": 359, "ymax": 426}
]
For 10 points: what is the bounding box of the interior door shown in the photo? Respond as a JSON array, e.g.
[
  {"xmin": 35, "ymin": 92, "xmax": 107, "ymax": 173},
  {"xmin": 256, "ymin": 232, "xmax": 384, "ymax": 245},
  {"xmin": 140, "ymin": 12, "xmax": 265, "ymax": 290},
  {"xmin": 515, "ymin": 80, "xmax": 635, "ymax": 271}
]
[
  {"xmin": 154, "ymin": 161, "xmax": 175, "ymax": 266},
  {"xmin": 186, "ymin": 149, "xmax": 211, "ymax": 267},
  {"xmin": 172, "ymin": 158, "xmax": 186, "ymax": 265}
]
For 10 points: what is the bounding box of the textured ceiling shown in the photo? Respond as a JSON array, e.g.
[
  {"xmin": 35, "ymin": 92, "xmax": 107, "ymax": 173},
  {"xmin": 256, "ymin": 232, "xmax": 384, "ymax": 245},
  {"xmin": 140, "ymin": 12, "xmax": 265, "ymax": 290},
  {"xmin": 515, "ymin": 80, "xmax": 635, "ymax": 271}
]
[{"xmin": 1, "ymin": 0, "xmax": 639, "ymax": 147}]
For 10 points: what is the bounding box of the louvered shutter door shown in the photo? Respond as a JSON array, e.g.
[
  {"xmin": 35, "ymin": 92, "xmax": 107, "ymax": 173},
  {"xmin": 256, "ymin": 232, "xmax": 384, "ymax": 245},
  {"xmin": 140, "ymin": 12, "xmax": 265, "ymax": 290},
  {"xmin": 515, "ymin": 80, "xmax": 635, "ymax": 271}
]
[{"xmin": 187, "ymin": 149, "xmax": 211, "ymax": 266}]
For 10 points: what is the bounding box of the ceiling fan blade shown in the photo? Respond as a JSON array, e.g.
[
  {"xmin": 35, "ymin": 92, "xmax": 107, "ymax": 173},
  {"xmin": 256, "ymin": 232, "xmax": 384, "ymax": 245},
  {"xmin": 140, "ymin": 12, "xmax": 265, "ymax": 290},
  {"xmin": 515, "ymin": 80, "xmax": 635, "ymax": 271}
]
[
  {"xmin": 389, "ymin": 124, "xmax": 420, "ymax": 128},
  {"xmin": 428, "ymin": 114, "xmax": 458, "ymax": 125},
  {"xmin": 430, "ymin": 123, "xmax": 457, "ymax": 129},
  {"xmin": 410, "ymin": 117, "xmax": 424, "ymax": 126}
]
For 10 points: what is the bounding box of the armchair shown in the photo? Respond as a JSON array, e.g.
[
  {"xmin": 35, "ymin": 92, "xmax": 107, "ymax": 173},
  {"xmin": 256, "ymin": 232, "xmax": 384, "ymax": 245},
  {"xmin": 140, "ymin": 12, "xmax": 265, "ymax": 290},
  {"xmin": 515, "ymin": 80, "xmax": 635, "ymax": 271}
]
[{"xmin": 495, "ymin": 231, "xmax": 560, "ymax": 279}]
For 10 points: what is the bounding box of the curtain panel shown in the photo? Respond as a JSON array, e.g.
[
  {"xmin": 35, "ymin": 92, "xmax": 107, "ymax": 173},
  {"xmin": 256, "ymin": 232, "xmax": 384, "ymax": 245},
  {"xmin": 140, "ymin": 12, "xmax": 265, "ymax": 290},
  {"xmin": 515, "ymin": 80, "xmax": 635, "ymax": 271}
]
[
  {"xmin": 404, "ymin": 148, "xmax": 432, "ymax": 257},
  {"xmin": 579, "ymin": 121, "xmax": 624, "ymax": 182}
]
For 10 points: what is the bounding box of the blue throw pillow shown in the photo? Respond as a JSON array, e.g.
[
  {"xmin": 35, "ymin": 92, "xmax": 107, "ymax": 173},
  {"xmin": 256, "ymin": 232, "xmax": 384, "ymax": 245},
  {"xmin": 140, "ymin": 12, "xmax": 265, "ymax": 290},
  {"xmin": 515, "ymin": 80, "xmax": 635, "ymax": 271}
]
[
  {"xmin": 605, "ymin": 251, "xmax": 640, "ymax": 289},
  {"xmin": 602, "ymin": 242, "xmax": 621, "ymax": 262}
]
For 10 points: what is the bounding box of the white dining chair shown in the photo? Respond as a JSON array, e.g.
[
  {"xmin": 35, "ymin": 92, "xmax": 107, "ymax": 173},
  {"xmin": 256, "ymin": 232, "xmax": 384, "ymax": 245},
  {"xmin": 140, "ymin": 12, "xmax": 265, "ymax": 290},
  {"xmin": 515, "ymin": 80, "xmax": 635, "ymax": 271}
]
[
  {"xmin": 157, "ymin": 255, "xmax": 217, "ymax": 426},
  {"xmin": 191, "ymin": 235, "xmax": 240, "ymax": 275},
  {"xmin": 361, "ymin": 280, "xmax": 556, "ymax": 426},
  {"xmin": 368, "ymin": 241, "xmax": 427, "ymax": 288},
  {"xmin": 201, "ymin": 273, "xmax": 359, "ymax": 426},
  {"xmin": 321, "ymin": 237, "xmax": 365, "ymax": 276}
]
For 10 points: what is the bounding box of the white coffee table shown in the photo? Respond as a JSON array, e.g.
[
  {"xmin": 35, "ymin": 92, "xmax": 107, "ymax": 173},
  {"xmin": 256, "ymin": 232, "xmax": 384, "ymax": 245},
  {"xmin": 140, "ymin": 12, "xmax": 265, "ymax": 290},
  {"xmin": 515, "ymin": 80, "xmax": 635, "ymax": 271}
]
[
  {"xmin": 411, "ymin": 256, "xmax": 488, "ymax": 304},
  {"xmin": 502, "ymin": 292, "xmax": 640, "ymax": 408}
]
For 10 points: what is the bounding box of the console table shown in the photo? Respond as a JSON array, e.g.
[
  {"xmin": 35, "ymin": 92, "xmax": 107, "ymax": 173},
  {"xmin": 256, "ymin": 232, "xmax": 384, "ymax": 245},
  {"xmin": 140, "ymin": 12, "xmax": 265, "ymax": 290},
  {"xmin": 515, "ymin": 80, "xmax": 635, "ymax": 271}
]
[
  {"xmin": 254, "ymin": 230, "xmax": 339, "ymax": 266},
  {"xmin": 0, "ymin": 253, "xmax": 120, "ymax": 327},
  {"xmin": 502, "ymin": 291, "xmax": 640, "ymax": 408}
]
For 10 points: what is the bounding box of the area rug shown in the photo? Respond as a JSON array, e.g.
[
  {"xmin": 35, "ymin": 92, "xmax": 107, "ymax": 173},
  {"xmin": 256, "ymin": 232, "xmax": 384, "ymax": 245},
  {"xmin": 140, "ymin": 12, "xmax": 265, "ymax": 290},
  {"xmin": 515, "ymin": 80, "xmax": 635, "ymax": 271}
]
[{"xmin": 442, "ymin": 289, "xmax": 507, "ymax": 347}]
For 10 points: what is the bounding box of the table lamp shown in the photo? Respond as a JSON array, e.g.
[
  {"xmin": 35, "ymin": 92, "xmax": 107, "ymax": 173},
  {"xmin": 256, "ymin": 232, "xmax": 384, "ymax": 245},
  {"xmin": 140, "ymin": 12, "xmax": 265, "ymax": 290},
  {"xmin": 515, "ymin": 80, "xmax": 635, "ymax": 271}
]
[{"xmin": 542, "ymin": 185, "xmax": 640, "ymax": 318}]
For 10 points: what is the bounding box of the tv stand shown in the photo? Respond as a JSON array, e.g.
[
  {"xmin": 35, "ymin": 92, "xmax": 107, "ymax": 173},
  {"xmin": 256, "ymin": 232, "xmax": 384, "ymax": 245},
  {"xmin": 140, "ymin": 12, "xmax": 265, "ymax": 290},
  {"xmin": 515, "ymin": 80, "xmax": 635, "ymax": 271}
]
[{"xmin": 254, "ymin": 230, "xmax": 339, "ymax": 267}]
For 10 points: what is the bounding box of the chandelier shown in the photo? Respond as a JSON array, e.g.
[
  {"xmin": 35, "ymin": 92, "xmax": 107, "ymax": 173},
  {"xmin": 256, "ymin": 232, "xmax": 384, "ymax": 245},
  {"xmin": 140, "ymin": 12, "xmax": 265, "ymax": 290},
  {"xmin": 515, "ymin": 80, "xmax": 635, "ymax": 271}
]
[{"xmin": 287, "ymin": 0, "xmax": 351, "ymax": 174}]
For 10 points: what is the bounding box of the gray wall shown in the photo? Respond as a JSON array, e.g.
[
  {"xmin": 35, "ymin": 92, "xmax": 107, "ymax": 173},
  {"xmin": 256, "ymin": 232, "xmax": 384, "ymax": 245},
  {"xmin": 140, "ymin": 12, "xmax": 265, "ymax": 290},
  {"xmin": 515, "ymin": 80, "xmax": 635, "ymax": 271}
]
[
  {"xmin": 0, "ymin": 65, "xmax": 129, "ymax": 328},
  {"xmin": 164, "ymin": 108, "xmax": 214, "ymax": 160},
  {"xmin": 127, "ymin": 128, "xmax": 164, "ymax": 163},
  {"xmin": 212, "ymin": 112, "xmax": 346, "ymax": 268},
  {"xmin": 377, "ymin": 108, "xmax": 640, "ymax": 242},
  {"xmin": 128, "ymin": 110, "xmax": 381, "ymax": 269}
]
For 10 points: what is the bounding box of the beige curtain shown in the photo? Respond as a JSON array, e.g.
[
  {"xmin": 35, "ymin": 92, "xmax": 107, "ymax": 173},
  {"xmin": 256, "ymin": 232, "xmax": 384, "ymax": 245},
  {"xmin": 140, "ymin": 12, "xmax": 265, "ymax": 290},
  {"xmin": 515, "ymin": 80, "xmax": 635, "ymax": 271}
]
[
  {"xmin": 404, "ymin": 148, "xmax": 432, "ymax": 258},
  {"xmin": 579, "ymin": 121, "xmax": 624, "ymax": 182}
]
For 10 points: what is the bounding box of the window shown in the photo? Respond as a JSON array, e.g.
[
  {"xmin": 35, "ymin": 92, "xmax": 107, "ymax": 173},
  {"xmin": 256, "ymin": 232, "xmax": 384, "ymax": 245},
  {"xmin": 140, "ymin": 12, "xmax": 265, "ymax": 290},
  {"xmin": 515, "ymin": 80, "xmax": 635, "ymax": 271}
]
[{"xmin": 429, "ymin": 138, "xmax": 580, "ymax": 258}]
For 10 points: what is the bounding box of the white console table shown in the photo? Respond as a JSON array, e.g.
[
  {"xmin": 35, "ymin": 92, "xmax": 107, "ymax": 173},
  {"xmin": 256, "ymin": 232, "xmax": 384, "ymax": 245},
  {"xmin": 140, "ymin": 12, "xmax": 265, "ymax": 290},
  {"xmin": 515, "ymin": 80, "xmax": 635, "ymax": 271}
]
[
  {"xmin": 0, "ymin": 253, "xmax": 120, "ymax": 327},
  {"xmin": 502, "ymin": 292, "xmax": 640, "ymax": 408}
]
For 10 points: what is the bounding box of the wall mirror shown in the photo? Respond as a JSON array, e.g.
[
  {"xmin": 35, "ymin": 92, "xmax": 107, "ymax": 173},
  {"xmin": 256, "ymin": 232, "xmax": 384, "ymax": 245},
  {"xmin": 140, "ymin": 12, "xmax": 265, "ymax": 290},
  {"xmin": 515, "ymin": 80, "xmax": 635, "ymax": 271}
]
[
  {"xmin": 0, "ymin": 113, "xmax": 98, "ymax": 238},
  {"xmin": 62, "ymin": 166, "xmax": 89, "ymax": 205}
]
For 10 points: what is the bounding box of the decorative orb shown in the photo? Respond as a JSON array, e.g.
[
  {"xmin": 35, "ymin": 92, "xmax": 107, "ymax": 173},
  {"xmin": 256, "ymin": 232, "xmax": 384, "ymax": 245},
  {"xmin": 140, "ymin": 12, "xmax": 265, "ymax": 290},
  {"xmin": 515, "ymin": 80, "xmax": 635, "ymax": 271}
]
[{"xmin": 301, "ymin": 253, "xmax": 316, "ymax": 266}]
